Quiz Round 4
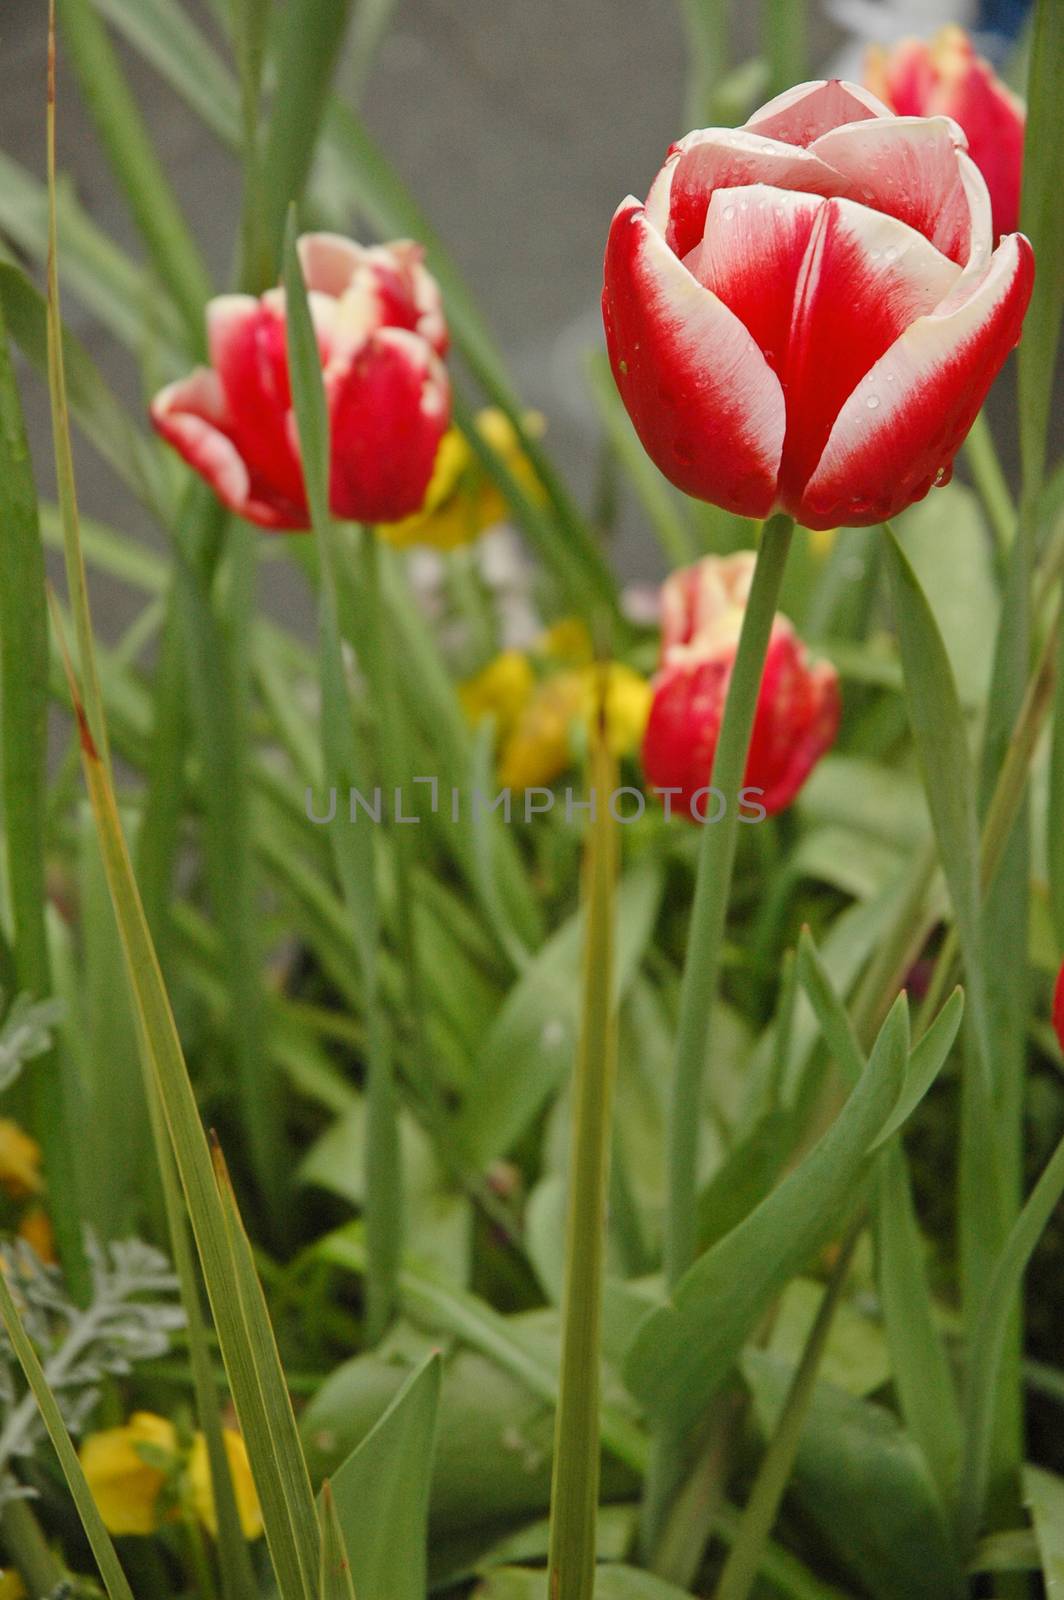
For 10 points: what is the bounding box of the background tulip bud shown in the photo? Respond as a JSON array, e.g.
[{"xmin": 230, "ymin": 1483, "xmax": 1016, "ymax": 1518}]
[
  {"xmin": 866, "ymin": 28, "xmax": 1025, "ymax": 240},
  {"xmin": 602, "ymin": 78, "xmax": 1033, "ymax": 529},
  {"xmin": 151, "ymin": 233, "xmax": 450, "ymax": 530},
  {"xmin": 1054, "ymin": 961, "xmax": 1064, "ymax": 1058},
  {"xmin": 643, "ymin": 554, "xmax": 839, "ymax": 819}
]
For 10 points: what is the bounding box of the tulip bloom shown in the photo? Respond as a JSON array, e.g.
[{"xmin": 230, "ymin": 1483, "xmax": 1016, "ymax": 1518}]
[
  {"xmin": 866, "ymin": 28, "xmax": 1025, "ymax": 241},
  {"xmin": 152, "ymin": 234, "xmax": 450, "ymax": 529},
  {"xmin": 1054, "ymin": 961, "xmax": 1064, "ymax": 1058},
  {"xmin": 602, "ymin": 79, "xmax": 1033, "ymax": 530},
  {"xmin": 643, "ymin": 553, "xmax": 839, "ymax": 818}
]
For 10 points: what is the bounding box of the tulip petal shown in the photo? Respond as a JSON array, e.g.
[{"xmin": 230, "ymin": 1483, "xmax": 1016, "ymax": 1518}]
[
  {"xmin": 297, "ymin": 232, "xmax": 368, "ymax": 298},
  {"xmin": 327, "ymin": 328, "xmax": 451, "ymax": 524},
  {"xmin": 744, "ymin": 78, "xmax": 892, "ymax": 146},
  {"xmin": 658, "ymin": 128, "xmax": 849, "ymax": 258},
  {"xmin": 150, "ymin": 370, "xmax": 305, "ymax": 529},
  {"xmin": 684, "ymin": 184, "xmax": 825, "ymax": 375},
  {"xmin": 810, "ymin": 115, "xmax": 977, "ymax": 265},
  {"xmin": 208, "ymin": 295, "xmax": 310, "ymax": 512},
  {"xmin": 602, "ymin": 198, "xmax": 785, "ymax": 517},
  {"xmin": 799, "ymin": 233, "xmax": 1034, "ymax": 529},
  {"xmin": 773, "ymin": 196, "xmax": 961, "ymax": 505}
]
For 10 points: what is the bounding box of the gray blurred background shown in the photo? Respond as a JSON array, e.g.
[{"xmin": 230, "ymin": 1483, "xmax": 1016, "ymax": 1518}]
[{"xmin": 2, "ymin": 0, "xmax": 1015, "ymax": 626}]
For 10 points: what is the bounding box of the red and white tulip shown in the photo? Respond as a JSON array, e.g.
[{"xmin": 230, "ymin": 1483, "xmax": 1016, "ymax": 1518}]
[
  {"xmin": 643, "ymin": 553, "xmax": 839, "ymax": 818},
  {"xmin": 866, "ymin": 27, "xmax": 1025, "ymax": 241},
  {"xmin": 602, "ymin": 79, "xmax": 1034, "ymax": 530},
  {"xmin": 151, "ymin": 234, "xmax": 450, "ymax": 529}
]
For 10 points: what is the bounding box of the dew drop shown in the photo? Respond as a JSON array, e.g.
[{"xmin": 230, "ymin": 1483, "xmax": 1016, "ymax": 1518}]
[
  {"xmin": 869, "ymin": 248, "xmax": 882, "ymax": 261},
  {"xmin": 884, "ymin": 245, "xmax": 899, "ymax": 262},
  {"xmin": 866, "ymin": 395, "xmax": 881, "ymax": 410},
  {"xmin": 722, "ymin": 205, "xmax": 736, "ymax": 221}
]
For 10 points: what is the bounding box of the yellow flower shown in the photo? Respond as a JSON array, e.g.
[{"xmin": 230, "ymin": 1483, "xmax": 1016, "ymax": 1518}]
[
  {"xmin": 379, "ymin": 408, "xmax": 545, "ymax": 550},
  {"xmin": 498, "ymin": 664, "xmax": 651, "ymax": 790},
  {"xmin": 808, "ymin": 526, "xmax": 838, "ymax": 560},
  {"xmin": 188, "ymin": 1429, "xmax": 264, "ymax": 1542},
  {"xmin": 0, "ymin": 1121, "xmax": 43, "ymax": 1200},
  {"xmin": 536, "ymin": 616, "xmax": 594, "ymax": 667},
  {"xmin": 80, "ymin": 1413, "xmax": 178, "ymax": 1536},
  {"xmin": 17, "ymin": 1205, "xmax": 56, "ymax": 1263},
  {"xmin": 459, "ymin": 650, "xmax": 535, "ymax": 737},
  {"xmin": 0, "ymin": 1570, "xmax": 27, "ymax": 1600}
]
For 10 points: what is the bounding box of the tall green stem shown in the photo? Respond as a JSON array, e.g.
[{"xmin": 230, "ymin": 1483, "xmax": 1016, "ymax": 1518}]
[
  {"xmin": 547, "ymin": 711, "xmax": 619, "ymax": 1600},
  {"xmin": 645, "ymin": 514, "xmax": 793, "ymax": 1557},
  {"xmin": 664, "ymin": 513, "xmax": 794, "ymax": 1288}
]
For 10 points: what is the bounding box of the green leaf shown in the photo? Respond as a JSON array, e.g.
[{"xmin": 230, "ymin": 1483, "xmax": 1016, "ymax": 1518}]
[
  {"xmin": 870, "ymin": 986, "xmax": 964, "ymax": 1151},
  {"xmin": 58, "ymin": 0, "xmax": 212, "ymax": 346},
  {"xmin": 623, "ymin": 998, "xmax": 908, "ymax": 1429},
  {"xmin": 745, "ymin": 1354, "xmax": 965, "ymax": 1600},
  {"xmin": 958, "ymin": 1126, "xmax": 1064, "ymax": 1552},
  {"xmin": 93, "ymin": 0, "xmax": 241, "ymax": 143},
  {"xmin": 317, "ymin": 1483, "xmax": 357, "ymax": 1600},
  {"xmin": 456, "ymin": 861, "xmax": 663, "ymax": 1167},
  {"xmin": 1025, "ymin": 1466, "xmax": 1064, "ymax": 1598},
  {"xmin": 255, "ymin": 0, "xmax": 356, "ymax": 286},
  {"xmin": 476, "ymin": 1567, "xmax": 698, "ymax": 1600},
  {"xmin": 1049, "ymin": 619, "xmax": 1064, "ymax": 946},
  {"xmin": 1018, "ymin": 0, "xmax": 1064, "ymax": 497},
  {"xmin": 329, "ymin": 1353, "xmax": 441, "ymax": 1600},
  {"xmin": 0, "ymin": 1268, "xmax": 135, "ymax": 1600}
]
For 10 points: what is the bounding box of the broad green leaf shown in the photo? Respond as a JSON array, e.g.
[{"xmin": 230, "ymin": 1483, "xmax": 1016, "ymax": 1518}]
[
  {"xmin": 623, "ymin": 999, "xmax": 908, "ymax": 1428},
  {"xmin": 0, "ymin": 1269, "xmax": 135, "ymax": 1600},
  {"xmin": 745, "ymin": 1353, "xmax": 965, "ymax": 1600},
  {"xmin": 696, "ymin": 1111, "xmax": 795, "ymax": 1253},
  {"xmin": 329, "ymin": 1353, "xmax": 441, "ymax": 1600},
  {"xmin": 456, "ymin": 861, "xmax": 663, "ymax": 1166},
  {"xmin": 1025, "ymin": 1466, "xmax": 1064, "ymax": 1598},
  {"xmin": 766, "ymin": 1277, "xmax": 889, "ymax": 1399},
  {"xmin": 895, "ymin": 483, "xmax": 1000, "ymax": 707},
  {"xmin": 870, "ymin": 987, "xmax": 964, "ymax": 1150}
]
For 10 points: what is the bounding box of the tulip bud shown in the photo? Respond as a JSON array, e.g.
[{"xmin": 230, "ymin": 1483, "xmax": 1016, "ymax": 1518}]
[
  {"xmin": 602, "ymin": 78, "xmax": 1033, "ymax": 529},
  {"xmin": 152, "ymin": 233, "xmax": 450, "ymax": 530},
  {"xmin": 642, "ymin": 553, "xmax": 839, "ymax": 820},
  {"xmin": 866, "ymin": 28, "xmax": 1025, "ymax": 240}
]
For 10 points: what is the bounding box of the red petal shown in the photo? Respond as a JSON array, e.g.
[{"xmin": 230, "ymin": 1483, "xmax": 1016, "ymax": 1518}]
[
  {"xmin": 745, "ymin": 628, "xmax": 841, "ymax": 813},
  {"xmin": 773, "ymin": 197, "xmax": 960, "ymax": 508},
  {"xmin": 798, "ymin": 232, "xmax": 1034, "ymax": 529},
  {"xmin": 602, "ymin": 199, "xmax": 785, "ymax": 517},
  {"xmin": 327, "ymin": 329, "xmax": 450, "ymax": 523},
  {"xmin": 150, "ymin": 370, "xmax": 307, "ymax": 530},
  {"xmin": 208, "ymin": 295, "xmax": 309, "ymax": 516},
  {"xmin": 1053, "ymin": 961, "xmax": 1064, "ymax": 1057},
  {"xmin": 940, "ymin": 65, "xmax": 1024, "ymax": 239},
  {"xmin": 744, "ymin": 78, "xmax": 892, "ymax": 147}
]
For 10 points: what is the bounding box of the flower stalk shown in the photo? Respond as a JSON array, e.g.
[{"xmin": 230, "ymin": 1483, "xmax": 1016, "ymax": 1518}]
[{"xmin": 546, "ymin": 689, "xmax": 620, "ymax": 1600}]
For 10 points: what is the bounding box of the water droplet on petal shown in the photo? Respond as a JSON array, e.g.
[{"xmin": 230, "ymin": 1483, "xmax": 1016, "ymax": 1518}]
[
  {"xmin": 884, "ymin": 245, "xmax": 899, "ymax": 263},
  {"xmin": 866, "ymin": 395, "xmax": 881, "ymax": 410},
  {"xmin": 722, "ymin": 205, "xmax": 736, "ymax": 221}
]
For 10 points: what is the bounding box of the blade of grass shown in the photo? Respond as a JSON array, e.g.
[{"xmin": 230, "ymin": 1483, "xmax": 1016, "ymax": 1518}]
[
  {"xmin": 957, "ymin": 1127, "xmax": 1064, "ymax": 1553},
  {"xmin": 0, "ymin": 1270, "xmax": 135, "ymax": 1600},
  {"xmin": 255, "ymin": 0, "xmax": 355, "ymax": 287},
  {"xmin": 58, "ymin": 0, "xmax": 212, "ymax": 348},
  {"xmin": 761, "ymin": 0, "xmax": 806, "ymax": 97},
  {"xmin": 282, "ymin": 213, "xmax": 400, "ymax": 1342},
  {"xmin": 711, "ymin": 1226, "xmax": 860, "ymax": 1600},
  {"xmin": 547, "ymin": 697, "xmax": 620, "ymax": 1600}
]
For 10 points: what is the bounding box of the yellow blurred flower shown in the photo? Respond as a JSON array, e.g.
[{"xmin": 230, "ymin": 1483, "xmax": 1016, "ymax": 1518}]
[
  {"xmin": 80, "ymin": 1413, "xmax": 263, "ymax": 1542},
  {"xmin": 17, "ymin": 1205, "xmax": 56, "ymax": 1263},
  {"xmin": 0, "ymin": 1570, "xmax": 27, "ymax": 1600},
  {"xmin": 0, "ymin": 1121, "xmax": 43, "ymax": 1200},
  {"xmin": 188, "ymin": 1429, "xmax": 264, "ymax": 1541},
  {"xmin": 379, "ymin": 408, "xmax": 544, "ymax": 550},
  {"xmin": 808, "ymin": 526, "xmax": 838, "ymax": 560},
  {"xmin": 459, "ymin": 649, "xmax": 535, "ymax": 737},
  {"xmin": 536, "ymin": 616, "xmax": 594, "ymax": 667},
  {"xmin": 498, "ymin": 663, "xmax": 651, "ymax": 790},
  {"xmin": 80, "ymin": 1413, "xmax": 178, "ymax": 1536}
]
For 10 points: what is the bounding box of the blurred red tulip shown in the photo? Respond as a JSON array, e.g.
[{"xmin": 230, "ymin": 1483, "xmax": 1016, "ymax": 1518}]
[
  {"xmin": 642, "ymin": 553, "xmax": 839, "ymax": 819},
  {"xmin": 1054, "ymin": 961, "xmax": 1064, "ymax": 1057},
  {"xmin": 866, "ymin": 27, "xmax": 1025, "ymax": 240},
  {"xmin": 152, "ymin": 234, "xmax": 450, "ymax": 529},
  {"xmin": 602, "ymin": 78, "xmax": 1033, "ymax": 530}
]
